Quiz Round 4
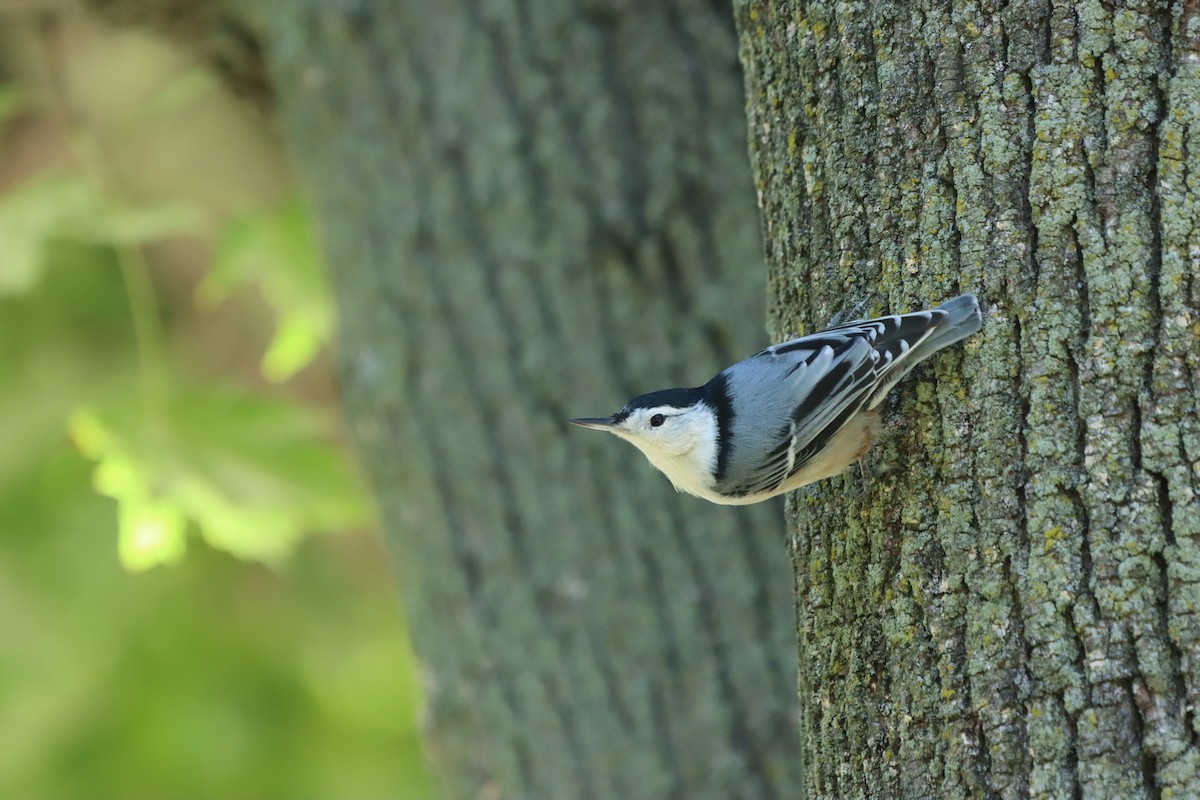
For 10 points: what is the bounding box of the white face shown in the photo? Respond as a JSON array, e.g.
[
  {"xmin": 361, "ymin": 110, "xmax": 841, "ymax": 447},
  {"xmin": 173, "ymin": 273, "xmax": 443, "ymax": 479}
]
[
  {"xmin": 598, "ymin": 404, "xmax": 720, "ymax": 501},
  {"xmin": 572, "ymin": 401, "xmax": 719, "ymax": 498},
  {"xmin": 611, "ymin": 405, "xmax": 712, "ymax": 457}
]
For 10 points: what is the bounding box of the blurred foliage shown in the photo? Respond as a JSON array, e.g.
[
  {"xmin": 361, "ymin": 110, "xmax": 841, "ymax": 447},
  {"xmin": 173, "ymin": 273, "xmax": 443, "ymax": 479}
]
[
  {"xmin": 199, "ymin": 200, "xmax": 332, "ymax": 383},
  {"xmin": 0, "ymin": 11, "xmax": 437, "ymax": 800},
  {"xmin": 71, "ymin": 384, "xmax": 367, "ymax": 569},
  {"xmin": 0, "ymin": 171, "xmax": 203, "ymax": 295}
]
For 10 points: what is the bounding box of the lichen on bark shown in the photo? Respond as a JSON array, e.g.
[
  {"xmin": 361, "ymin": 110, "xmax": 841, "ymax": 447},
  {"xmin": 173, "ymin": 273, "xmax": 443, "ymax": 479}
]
[{"xmin": 736, "ymin": 0, "xmax": 1200, "ymax": 796}]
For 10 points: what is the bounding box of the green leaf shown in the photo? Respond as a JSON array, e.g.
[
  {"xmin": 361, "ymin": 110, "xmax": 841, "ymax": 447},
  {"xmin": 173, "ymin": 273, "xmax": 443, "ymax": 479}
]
[
  {"xmin": 262, "ymin": 312, "xmax": 324, "ymax": 383},
  {"xmin": 87, "ymin": 203, "xmax": 205, "ymax": 245},
  {"xmin": 0, "ymin": 175, "xmax": 97, "ymax": 294},
  {"xmin": 118, "ymin": 498, "xmax": 187, "ymax": 570},
  {"xmin": 200, "ymin": 200, "xmax": 332, "ymax": 381},
  {"xmin": 70, "ymin": 385, "xmax": 369, "ymax": 571},
  {"xmin": 0, "ymin": 173, "xmax": 204, "ymax": 294}
]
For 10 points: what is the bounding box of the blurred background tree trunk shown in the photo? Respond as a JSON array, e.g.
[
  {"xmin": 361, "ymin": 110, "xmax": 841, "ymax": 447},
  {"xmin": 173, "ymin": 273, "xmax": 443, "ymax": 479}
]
[
  {"xmin": 254, "ymin": 3, "xmax": 802, "ymax": 800},
  {"xmin": 736, "ymin": 0, "xmax": 1200, "ymax": 797}
]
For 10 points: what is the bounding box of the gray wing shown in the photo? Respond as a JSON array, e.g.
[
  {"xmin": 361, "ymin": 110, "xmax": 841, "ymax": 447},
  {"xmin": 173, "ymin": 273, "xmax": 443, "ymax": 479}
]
[{"xmin": 712, "ymin": 303, "xmax": 974, "ymax": 499}]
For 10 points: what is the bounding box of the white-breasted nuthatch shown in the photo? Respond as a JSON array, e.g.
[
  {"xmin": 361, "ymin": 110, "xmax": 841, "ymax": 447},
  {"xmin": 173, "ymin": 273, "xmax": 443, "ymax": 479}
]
[{"xmin": 571, "ymin": 295, "xmax": 982, "ymax": 505}]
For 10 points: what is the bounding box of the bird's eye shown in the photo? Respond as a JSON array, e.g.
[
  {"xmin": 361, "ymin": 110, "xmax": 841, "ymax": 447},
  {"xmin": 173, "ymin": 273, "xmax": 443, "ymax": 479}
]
[{"xmin": 650, "ymin": 414, "xmax": 666, "ymax": 428}]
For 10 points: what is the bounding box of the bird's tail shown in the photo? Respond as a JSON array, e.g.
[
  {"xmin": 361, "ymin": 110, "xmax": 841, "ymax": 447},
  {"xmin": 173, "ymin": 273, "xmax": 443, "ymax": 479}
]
[
  {"xmin": 914, "ymin": 294, "xmax": 982, "ymax": 357},
  {"xmin": 865, "ymin": 294, "xmax": 982, "ymax": 408}
]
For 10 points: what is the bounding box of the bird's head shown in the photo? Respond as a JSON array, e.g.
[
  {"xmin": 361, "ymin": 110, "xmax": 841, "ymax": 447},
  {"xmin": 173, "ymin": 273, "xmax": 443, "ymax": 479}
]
[{"xmin": 571, "ymin": 387, "xmax": 717, "ymax": 465}]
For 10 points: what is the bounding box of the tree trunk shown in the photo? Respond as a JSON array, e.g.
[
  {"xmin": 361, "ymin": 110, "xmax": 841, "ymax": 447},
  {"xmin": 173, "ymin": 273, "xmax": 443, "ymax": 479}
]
[
  {"xmin": 736, "ymin": 0, "xmax": 1200, "ymax": 797},
  {"xmin": 259, "ymin": 3, "xmax": 801, "ymax": 799}
]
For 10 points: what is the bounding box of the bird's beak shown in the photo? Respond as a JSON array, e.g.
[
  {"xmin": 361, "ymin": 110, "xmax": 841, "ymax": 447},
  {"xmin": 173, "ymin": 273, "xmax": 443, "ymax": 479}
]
[{"xmin": 570, "ymin": 416, "xmax": 618, "ymax": 431}]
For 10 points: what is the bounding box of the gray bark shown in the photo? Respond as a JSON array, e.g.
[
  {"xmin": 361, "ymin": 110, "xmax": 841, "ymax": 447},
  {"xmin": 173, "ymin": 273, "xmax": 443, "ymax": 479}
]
[
  {"xmin": 737, "ymin": 0, "xmax": 1200, "ymax": 797},
  {"xmin": 258, "ymin": 3, "xmax": 802, "ymax": 799}
]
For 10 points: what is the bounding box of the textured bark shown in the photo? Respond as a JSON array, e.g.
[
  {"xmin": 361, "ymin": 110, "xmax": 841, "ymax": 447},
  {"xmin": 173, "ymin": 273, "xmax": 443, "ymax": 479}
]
[
  {"xmin": 737, "ymin": 0, "xmax": 1200, "ymax": 797},
  {"xmin": 257, "ymin": 3, "xmax": 801, "ymax": 800}
]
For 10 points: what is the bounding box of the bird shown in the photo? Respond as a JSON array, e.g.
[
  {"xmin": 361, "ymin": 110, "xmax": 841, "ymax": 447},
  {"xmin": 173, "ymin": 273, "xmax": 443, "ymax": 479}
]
[{"xmin": 570, "ymin": 294, "xmax": 982, "ymax": 505}]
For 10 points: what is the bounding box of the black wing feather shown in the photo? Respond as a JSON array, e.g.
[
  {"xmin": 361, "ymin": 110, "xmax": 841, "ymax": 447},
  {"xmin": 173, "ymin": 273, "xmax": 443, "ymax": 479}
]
[{"xmin": 719, "ymin": 311, "xmax": 943, "ymax": 498}]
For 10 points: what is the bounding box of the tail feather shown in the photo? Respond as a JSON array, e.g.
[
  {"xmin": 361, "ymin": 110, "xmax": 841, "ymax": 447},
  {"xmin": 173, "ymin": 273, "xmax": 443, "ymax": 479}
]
[
  {"xmin": 865, "ymin": 294, "xmax": 981, "ymax": 408},
  {"xmin": 913, "ymin": 294, "xmax": 982, "ymax": 357}
]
